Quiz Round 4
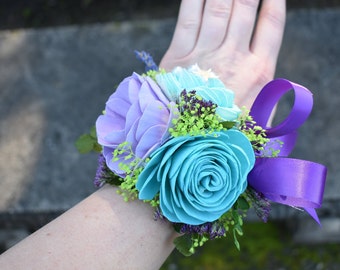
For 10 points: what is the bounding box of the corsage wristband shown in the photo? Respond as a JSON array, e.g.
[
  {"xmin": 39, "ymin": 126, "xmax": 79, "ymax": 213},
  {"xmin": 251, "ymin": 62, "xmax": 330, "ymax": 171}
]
[{"xmin": 76, "ymin": 51, "xmax": 327, "ymax": 256}]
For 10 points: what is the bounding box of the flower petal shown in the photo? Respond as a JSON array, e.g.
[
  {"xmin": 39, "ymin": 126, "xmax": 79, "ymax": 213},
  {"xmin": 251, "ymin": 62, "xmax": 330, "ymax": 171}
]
[{"xmin": 136, "ymin": 101, "xmax": 169, "ymax": 141}]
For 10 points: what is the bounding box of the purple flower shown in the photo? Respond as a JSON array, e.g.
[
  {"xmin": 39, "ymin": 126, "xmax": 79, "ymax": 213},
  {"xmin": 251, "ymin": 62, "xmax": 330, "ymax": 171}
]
[{"xmin": 96, "ymin": 72, "xmax": 177, "ymax": 177}]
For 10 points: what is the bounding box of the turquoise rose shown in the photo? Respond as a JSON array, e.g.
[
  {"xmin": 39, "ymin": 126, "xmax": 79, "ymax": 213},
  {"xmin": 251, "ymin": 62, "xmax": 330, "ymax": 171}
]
[
  {"xmin": 136, "ymin": 129, "xmax": 255, "ymax": 225},
  {"xmin": 156, "ymin": 66, "xmax": 241, "ymax": 121}
]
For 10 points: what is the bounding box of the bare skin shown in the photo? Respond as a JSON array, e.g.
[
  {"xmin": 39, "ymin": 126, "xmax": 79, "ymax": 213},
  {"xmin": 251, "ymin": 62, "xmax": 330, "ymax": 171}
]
[
  {"xmin": 160, "ymin": 0, "xmax": 286, "ymax": 109},
  {"xmin": 0, "ymin": 186, "xmax": 176, "ymax": 270},
  {"xmin": 0, "ymin": 1, "xmax": 286, "ymax": 269}
]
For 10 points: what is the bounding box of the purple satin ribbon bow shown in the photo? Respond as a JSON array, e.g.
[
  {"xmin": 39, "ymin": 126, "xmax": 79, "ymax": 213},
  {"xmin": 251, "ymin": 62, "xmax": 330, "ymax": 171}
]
[{"xmin": 248, "ymin": 78, "xmax": 327, "ymax": 224}]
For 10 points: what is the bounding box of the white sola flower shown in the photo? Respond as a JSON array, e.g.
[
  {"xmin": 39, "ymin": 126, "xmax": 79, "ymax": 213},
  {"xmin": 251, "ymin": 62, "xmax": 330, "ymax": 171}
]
[{"xmin": 189, "ymin": 64, "xmax": 219, "ymax": 81}]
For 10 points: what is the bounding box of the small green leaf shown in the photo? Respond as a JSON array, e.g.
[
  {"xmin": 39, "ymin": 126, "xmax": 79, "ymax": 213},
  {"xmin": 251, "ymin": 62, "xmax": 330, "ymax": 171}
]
[
  {"xmin": 173, "ymin": 223, "xmax": 183, "ymax": 234},
  {"xmin": 93, "ymin": 142, "xmax": 102, "ymax": 153},
  {"xmin": 173, "ymin": 235, "xmax": 194, "ymax": 257},
  {"xmin": 232, "ymin": 209, "xmax": 240, "ymax": 221},
  {"xmin": 89, "ymin": 126, "xmax": 97, "ymax": 138},
  {"xmin": 105, "ymin": 174, "xmax": 123, "ymax": 186},
  {"xmin": 235, "ymin": 224, "xmax": 243, "ymax": 236},
  {"xmin": 237, "ymin": 196, "xmax": 250, "ymax": 210},
  {"xmin": 233, "ymin": 229, "xmax": 241, "ymax": 251},
  {"xmin": 75, "ymin": 134, "xmax": 96, "ymax": 154},
  {"xmin": 221, "ymin": 121, "xmax": 236, "ymax": 129},
  {"xmin": 75, "ymin": 126, "xmax": 102, "ymax": 154}
]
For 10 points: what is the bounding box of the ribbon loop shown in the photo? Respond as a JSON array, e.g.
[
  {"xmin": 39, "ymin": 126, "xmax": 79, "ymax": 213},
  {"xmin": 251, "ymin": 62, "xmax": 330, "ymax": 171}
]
[
  {"xmin": 250, "ymin": 78, "xmax": 313, "ymax": 138},
  {"xmin": 248, "ymin": 79, "xmax": 327, "ymax": 224}
]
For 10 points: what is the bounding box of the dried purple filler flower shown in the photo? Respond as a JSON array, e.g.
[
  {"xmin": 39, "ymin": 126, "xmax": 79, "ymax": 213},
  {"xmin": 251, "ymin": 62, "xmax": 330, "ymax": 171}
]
[
  {"xmin": 180, "ymin": 89, "xmax": 215, "ymax": 116},
  {"xmin": 94, "ymin": 154, "xmax": 105, "ymax": 187},
  {"xmin": 134, "ymin": 50, "xmax": 158, "ymax": 71},
  {"xmin": 179, "ymin": 222, "xmax": 226, "ymax": 240},
  {"xmin": 247, "ymin": 188, "xmax": 271, "ymax": 222}
]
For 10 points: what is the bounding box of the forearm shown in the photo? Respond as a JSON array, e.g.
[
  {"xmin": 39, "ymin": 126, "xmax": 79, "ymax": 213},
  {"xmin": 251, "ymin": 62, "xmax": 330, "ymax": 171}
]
[{"xmin": 0, "ymin": 185, "xmax": 176, "ymax": 270}]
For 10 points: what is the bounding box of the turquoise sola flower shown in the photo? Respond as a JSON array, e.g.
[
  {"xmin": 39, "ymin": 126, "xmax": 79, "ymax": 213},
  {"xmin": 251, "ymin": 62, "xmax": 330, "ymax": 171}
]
[
  {"xmin": 136, "ymin": 129, "xmax": 255, "ymax": 225},
  {"xmin": 155, "ymin": 65, "xmax": 241, "ymax": 121}
]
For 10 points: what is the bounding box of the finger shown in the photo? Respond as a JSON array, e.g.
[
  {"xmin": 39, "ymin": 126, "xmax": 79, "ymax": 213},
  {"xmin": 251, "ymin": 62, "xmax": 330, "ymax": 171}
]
[
  {"xmin": 195, "ymin": 0, "xmax": 233, "ymax": 51},
  {"xmin": 251, "ymin": 0, "xmax": 286, "ymax": 62},
  {"xmin": 222, "ymin": 0, "xmax": 260, "ymax": 51},
  {"xmin": 165, "ymin": 0, "xmax": 205, "ymax": 58}
]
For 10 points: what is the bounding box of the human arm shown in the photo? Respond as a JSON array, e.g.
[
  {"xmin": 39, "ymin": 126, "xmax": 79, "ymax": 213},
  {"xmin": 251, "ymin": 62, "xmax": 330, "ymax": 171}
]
[{"xmin": 0, "ymin": 186, "xmax": 176, "ymax": 270}]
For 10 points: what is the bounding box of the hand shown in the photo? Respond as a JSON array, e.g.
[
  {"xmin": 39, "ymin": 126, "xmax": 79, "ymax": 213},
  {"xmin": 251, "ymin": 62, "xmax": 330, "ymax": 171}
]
[{"xmin": 160, "ymin": 0, "xmax": 286, "ymax": 109}]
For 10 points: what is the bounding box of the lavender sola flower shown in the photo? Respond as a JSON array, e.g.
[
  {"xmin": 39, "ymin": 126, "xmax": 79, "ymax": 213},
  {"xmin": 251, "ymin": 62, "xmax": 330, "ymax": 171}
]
[{"xmin": 96, "ymin": 72, "xmax": 177, "ymax": 178}]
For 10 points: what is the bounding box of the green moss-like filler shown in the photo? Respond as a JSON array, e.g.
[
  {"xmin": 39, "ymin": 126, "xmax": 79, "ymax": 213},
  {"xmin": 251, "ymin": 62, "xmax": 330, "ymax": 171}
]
[
  {"xmin": 263, "ymin": 139, "xmax": 284, "ymax": 157},
  {"xmin": 238, "ymin": 107, "xmax": 283, "ymax": 157},
  {"xmin": 112, "ymin": 142, "xmax": 149, "ymax": 202},
  {"xmin": 175, "ymin": 234, "xmax": 211, "ymax": 257},
  {"xmin": 174, "ymin": 194, "xmax": 251, "ymax": 256},
  {"xmin": 220, "ymin": 195, "xmax": 250, "ymax": 251},
  {"xmin": 169, "ymin": 90, "xmax": 225, "ymax": 137},
  {"xmin": 145, "ymin": 196, "xmax": 160, "ymax": 208},
  {"xmin": 238, "ymin": 107, "xmax": 271, "ymax": 155},
  {"xmin": 144, "ymin": 68, "xmax": 166, "ymax": 81}
]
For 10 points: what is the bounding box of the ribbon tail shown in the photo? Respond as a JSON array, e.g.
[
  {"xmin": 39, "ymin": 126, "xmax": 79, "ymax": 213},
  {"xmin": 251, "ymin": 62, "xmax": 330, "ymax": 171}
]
[
  {"xmin": 304, "ymin": 207, "xmax": 321, "ymax": 225},
  {"xmin": 248, "ymin": 157, "xmax": 327, "ymax": 224}
]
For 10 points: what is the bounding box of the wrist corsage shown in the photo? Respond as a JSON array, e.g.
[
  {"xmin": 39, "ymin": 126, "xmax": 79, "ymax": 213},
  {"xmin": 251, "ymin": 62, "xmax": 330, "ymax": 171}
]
[{"xmin": 76, "ymin": 51, "xmax": 327, "ymax": 256}]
